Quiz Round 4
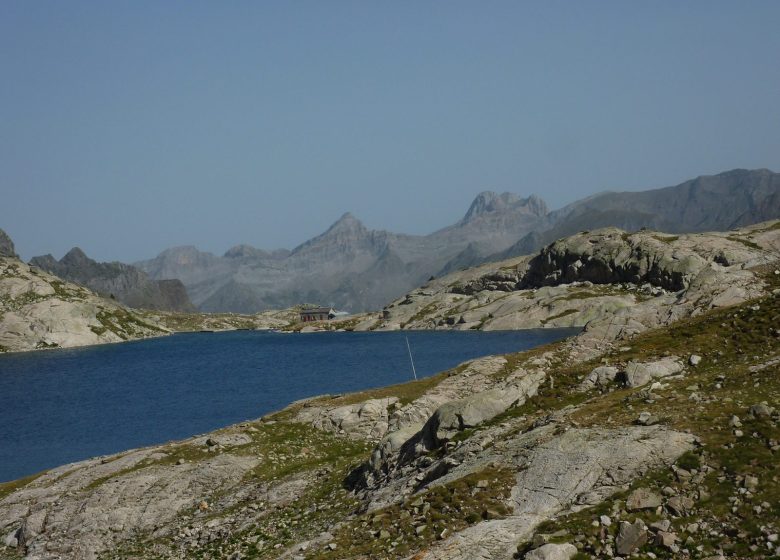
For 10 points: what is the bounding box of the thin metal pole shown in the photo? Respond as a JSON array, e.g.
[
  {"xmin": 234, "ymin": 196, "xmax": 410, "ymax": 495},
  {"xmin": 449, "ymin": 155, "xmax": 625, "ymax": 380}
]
[{"xmin": 405, "ymin": 336, "xmax": 418, "ymax": 380}]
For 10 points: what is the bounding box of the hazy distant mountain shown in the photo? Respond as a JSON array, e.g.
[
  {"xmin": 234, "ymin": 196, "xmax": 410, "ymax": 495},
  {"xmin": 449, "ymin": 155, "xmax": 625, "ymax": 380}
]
[
  {"xmin": 486, "ymin": 168, "xmax": 780, "ymax": 263},
  {"xmin": 137, "ymin": 195, "xmax": 546, "ymax": 313},
  {"xmin": 31, "ymin": 248, "xmax": 195, "ymax": 313},
  {"xmin": 136, "ymin": 169, "xmax": 779, "ymax": 313}
]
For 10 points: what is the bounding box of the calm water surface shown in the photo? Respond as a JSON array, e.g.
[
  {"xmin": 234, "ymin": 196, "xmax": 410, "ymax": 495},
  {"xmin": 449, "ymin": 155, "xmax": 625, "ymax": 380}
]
[{"xmin": 0, "ymin": 328, "xmax": 578, "ymax": 482}]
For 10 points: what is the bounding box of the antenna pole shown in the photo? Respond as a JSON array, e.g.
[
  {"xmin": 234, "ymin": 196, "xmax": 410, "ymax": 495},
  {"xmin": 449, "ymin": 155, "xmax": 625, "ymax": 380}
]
[{"xmin": 405, "ymin": 336, "xmax": 418, "ymax": 381}]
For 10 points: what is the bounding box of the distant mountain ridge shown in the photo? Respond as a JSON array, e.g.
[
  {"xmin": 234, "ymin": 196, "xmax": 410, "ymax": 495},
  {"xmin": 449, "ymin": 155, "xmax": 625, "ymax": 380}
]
[
  {"xmin": 136, "ymin": 168, "xmax": 780, "ymax": 313},
  {"xmin": 136, "ymin": 194, "xmax": 548, "ymax": 313},
  {"xmin": 31, "ymin": 248, "xmax": 195, "ymax": 312},
  {"xmin": 487, "ymin": 167, "xmax": 780, "ymax": 262}
]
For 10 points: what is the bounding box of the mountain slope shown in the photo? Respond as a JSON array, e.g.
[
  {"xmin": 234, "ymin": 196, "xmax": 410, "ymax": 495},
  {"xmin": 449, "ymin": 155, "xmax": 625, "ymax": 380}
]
[
  {"xmin": 0, "ymin": 229, "xmax": 17, "ymax": 259},
  {"xmin": 0, "ymin": 232, "xmax": 169, "ymax": 353},
  {"xmin": 489, "ymin": 168, "xmax": 780, "ymax": 263},
  {"xmin": 30, "ymin": 248, "xmax": 195, "ymax": 312}
]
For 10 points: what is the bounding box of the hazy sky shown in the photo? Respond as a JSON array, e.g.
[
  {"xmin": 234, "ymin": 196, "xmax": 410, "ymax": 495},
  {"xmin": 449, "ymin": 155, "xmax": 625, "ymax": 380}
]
[{"xmin": 2, "ymin": 2, "xmax": 779, "ymax": 262}]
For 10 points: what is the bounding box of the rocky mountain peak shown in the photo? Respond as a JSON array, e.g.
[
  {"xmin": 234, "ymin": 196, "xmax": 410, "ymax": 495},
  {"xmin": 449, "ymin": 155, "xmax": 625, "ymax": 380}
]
[
  {"xmin": 223, "ymin": 244, "xmax": 270, "ymax": 260},
  {"xmin": 0, "ymin": 228, "xmax": 17, "ymax": 258},
  {"xmin": 461, "ymin": 192, "xmax": 548, "ymax": 223},
  {"xmin": 327, "ymin": 212, "xmax": 365, "ymax": 233},
  {"xmin": 61, "ymin": 247, "xmax": 92, "ymax": 267}
]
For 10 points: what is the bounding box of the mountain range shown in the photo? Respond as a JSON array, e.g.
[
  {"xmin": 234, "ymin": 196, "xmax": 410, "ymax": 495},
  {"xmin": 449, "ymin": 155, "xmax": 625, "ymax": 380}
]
[
  {"xmin": 30, "ymin": 248, "xmax": 195, "ymax": 312},
  {"xmin": 131, "ymin": 168, "xmax": 779, "ymax": 313}
]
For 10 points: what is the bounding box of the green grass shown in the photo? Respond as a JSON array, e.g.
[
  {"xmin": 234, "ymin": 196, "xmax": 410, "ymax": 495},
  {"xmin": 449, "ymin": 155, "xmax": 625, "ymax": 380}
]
[
  {"xmin": 404, "ymin": 302, "xmax": 440, "ymax": 326},
  {"xmin": 540, "ymin": 308, "xmax": 578, "ymax": 325},
  {"xmin": 95, "ymin": 308, "xmax": 167, "ymax": 339},
  {"xmin": 0, "ymin": 471, "xmax": 45, "ymax": 501},
  {"xmin": 727, "ymin": 235, "xmax": 763, "ymax": 251},
  {"xmin": 305, "ymin": 466, "xmax": 515, "ymax": 560}
]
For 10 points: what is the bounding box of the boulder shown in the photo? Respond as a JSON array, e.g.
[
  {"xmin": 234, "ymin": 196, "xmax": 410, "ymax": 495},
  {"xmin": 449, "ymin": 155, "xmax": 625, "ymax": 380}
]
[
  {"xmin": 296, "ymin": 397, "xmax": 399, "ymax": 440},
  {"xmin": 368, "ymin": 423, "xmax": 424, "ymax": 474},
  {"xmin": 623, "ymin": 357, "xmax": 683, "ymax": 388},
  {"xmin": 578, "ymin": 365, "xmax": 620, "ymax": 391},
  {"xmin": 655, "ymin": 530, "xmax": 678, "ymax": 549},
  {"xmin": 616, "ymin": 519, "xmax": 648, "ymax": 555},
  {"xmin": 418, "ymin": 373, "xmax": 544, "ymax": 448},
  {"xmin": 626, "ymin": 488, "xmax": 662, "ymax": 511},
  {"xmin": 636, "ymin": 412, "xmax": 658, "ymax": 426},
  {"xmin": 3, "ymin": 528, "xmax": 19, "ymax": 548},
  {"xmin": 750, "ymin": 403, "xmax": 774, "ymax": 419},
  {"xmin": 666, "ymin": 495, "xmax": 695, "ymax": 516},
  {"xmin": 524, "ymin": 543, "xmax": 578, "ymax": 560}
]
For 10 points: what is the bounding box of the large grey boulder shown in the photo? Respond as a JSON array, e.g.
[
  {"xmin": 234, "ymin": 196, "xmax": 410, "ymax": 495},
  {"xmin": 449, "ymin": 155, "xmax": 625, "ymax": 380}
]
[
  {"xmin": 624, "ymin": 357, "xmax": 683, "ymax": 388},
  {"xmin": 578, "ymin": 365, "xmax": 620, "ymax": 391},
  {"xmin": 429, "ymin": 385, "xmax": 531, "ymax": 442},
  {"xmin": 626, "ymin": 487, "xmax": 663, "ymax": 511},
  {"xmin": 399, "ymin": 371, "xmax": 545, "ymax": 463},
  {"xmin": 524, "ymin": 543, "xmax": 578, "ymax": 560},
  {"xmin": 616, "ymin": 519, "xmax": 648, "ymax": 555},
  {"xmin": 368, "ymin": 423, "xmax": 425, "ymax": 474},
  {"xmin": 295, "ymin": 397, "xmax": 399, "ymax": 440}
]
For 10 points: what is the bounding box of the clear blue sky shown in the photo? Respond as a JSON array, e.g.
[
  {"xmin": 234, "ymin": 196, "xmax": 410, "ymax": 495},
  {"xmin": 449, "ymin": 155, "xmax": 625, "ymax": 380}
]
[{"xmin": 2, "ymin": 1, "xmax": 779, "ymax": 262}]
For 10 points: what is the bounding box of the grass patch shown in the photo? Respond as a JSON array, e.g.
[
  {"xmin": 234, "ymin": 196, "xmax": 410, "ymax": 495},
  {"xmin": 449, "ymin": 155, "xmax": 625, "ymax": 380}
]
[
  {"xmin": 727, "ymin": 236, "xmax": 763, "ymax": 251},
  {"xmin": 0, "ymin": 471, "xmax": 45, "ymax": 501},
  {"xmin": 405, "ymin": 302, "xmax": 440, "ymax": 326},
  {"xmin": 306, "ymin": 466, "xmax": 515, "ymax": 559},
  {"xmin": 540, "ymin": 308, "xmax": 578, "ymax": 325},
  {"xmin": 95, "ymin": 308, "xmax": 167, "ymax": 339}
]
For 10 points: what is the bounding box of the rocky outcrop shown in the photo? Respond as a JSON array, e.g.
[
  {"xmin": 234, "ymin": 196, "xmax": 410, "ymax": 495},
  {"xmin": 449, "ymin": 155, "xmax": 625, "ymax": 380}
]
[
  {"xmin": 0, "ymin": 253, "xmax": 168, "ymax": 352},
  {"xmin": 519, "ymin": 229, "xmax": 707, "ymax": 291},
  {"xmin": 31, "ymin": 248, "xmax": 195, "ymax": 312},
  {"xmin": 377, "ymin": 221, "xmax": 778, "ymax": 363},
  {"xmin": 388, "ymin": 425, "xmax": 695, "ymax": 560},
  {"xmin": 0, "ymin": 228, "xmax": 16, "ymax": 259},
  {"xmin": 578, "ymin": 357, "xmax": 684, "ymax": 391},
  {"xmin": 295, "ymin": 397, "xmax": 400, "ymax": 441},
  {"xmin": 398, "ymin": 372, "xmax": 545, "ymax": 464}
]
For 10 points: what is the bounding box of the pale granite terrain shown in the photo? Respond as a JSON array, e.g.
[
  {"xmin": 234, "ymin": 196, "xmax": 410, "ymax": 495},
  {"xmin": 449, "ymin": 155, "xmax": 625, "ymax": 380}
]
[{"xmin": 2, "ymin": 221, "xmax": 778, "ymax": 560}]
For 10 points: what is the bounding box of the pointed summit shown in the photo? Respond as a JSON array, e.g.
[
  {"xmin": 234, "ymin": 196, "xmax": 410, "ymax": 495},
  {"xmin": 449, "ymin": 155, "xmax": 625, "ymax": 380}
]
[
  {"xmin": 61, "ymin": 247, "xmax": 92, "ymax": 267},
  {"xmin": 324, "ymin": 212, "xmax": 366, "ymax": 234}
]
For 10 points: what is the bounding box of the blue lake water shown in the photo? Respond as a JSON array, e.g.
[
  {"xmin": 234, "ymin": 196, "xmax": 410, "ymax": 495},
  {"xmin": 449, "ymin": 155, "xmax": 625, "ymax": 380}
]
[{"xmin": 0, "ymin": 328, "xmax": 579, "ymax": 482}]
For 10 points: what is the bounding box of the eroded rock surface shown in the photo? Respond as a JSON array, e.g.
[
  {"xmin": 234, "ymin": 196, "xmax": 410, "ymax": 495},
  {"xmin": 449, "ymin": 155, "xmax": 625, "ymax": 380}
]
[
  {"xmin": 409, "ymin": 425, "xmax": 694, "ymax": 560},
  {"xmin": 378, "ymin": 222, "xmax": 778, "ymax": 363},
  {"xmin": 0, "ymin": 256, "xmax": 168, "ymax": 352}
]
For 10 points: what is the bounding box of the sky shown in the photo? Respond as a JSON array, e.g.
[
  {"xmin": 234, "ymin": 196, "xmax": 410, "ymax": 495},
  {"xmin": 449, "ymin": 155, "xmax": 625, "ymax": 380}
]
[{"xmin": 2, "ymin": 2, "xmax": 779, "ymax": 262}]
